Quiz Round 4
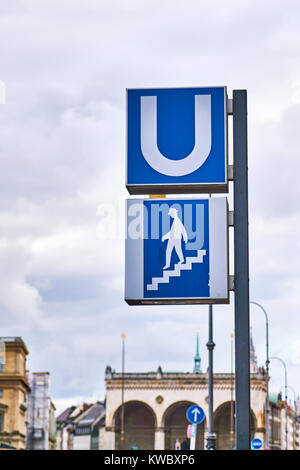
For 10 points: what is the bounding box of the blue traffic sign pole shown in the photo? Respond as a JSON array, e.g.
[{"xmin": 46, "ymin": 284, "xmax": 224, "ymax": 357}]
[
  {"xmin": 233, "ymin": 90, "xmax": 251, "ymax": 450},
  {"xmin": 190, "ymin": 424, "xmax": 197, "ymax": 451}
]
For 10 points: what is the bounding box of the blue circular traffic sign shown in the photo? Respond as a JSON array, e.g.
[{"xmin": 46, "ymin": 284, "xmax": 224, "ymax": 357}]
[
  {"xmin": 186, "ymin": 405, "xmax": 205, "ymax": 425},
  {"xmin": 251, "ymin": 438, "xmax": 263, "ymax": 450}
]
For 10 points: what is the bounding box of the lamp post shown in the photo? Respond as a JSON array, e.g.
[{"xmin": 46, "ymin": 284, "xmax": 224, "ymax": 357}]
[
  {"xmin": 270, "ymin": 356, "xmax": 288, "ymax": 450},
  {"xmin": 121, "ymin": 333, "xmax": 126, "ymax": 449},
  {"xmin": 206, "ymin": 304, "xmax": 216, "ymax": 450},
  {"xmin": 205, "ymin": 196, "xmax": 216, "ymax": 450},
  {"xmin": 280, "ymin": 385, "xmax": 296, "ymax": 409},
  {"xmin": 249, "ymin": 301, "xmax": 270, "ymax": 449},
  {"xmin": 230, "ymin": 332, "xmax": 235, "ymax": 446}
]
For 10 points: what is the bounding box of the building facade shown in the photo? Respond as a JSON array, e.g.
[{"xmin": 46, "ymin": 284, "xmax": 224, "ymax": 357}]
[
  {"xmin": 104, "ymin": 365, "xmax": 267, "ymax": 450},
  {"xmin": 268, "ymin": 392, "xmax": 300, "ymax": 450},
  {"xmin": 71, "ymin": 402, "xmax": 105, "ymax": 450},
  {"xmin": 56, "ymin": 402, "xmax": 105, "ymax": 450},
  {"xmin": 56, "ymin": 404, "xmax": 90, "ymax": 450},
  {"xmin": 103, "ymin": 333, "xmax": 268, "ymax": 450},
  {"xmin": 0, "ymin": 337, "xmax": 30, "ymax": 450},
  {"xmin": 49, "ymin": 401, "xmax": 56, "ymax": 450},
  {"xmin": 26, "ymin": 371, "xmax": 56, "ymax": 450},
  {"xmin": 56, "ymin": 406, "xmax": 75, "ymax": 450},
  {"xmin": 103, "ymin": 330, "xmax": 300, "ymax": 451},
  {"xmin": 269, "ymin": 393, "xmax": 282, "ymax": 449}
]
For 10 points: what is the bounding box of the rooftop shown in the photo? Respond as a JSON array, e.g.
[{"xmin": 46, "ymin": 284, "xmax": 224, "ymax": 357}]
[
  {"xmin": 0, "ymin": 336, "xmax": 24, "ymax": 343},
  {"xmin": 56, "ymin": 406, "xmax": 75, "ymax": 424},
  {"xmin": 105, "ymin": 365, "xmax": 265, "ymax": 381},
  {"xmin": 0, "ymin": 336, "xmax": 29, "ymax": 354},
  {"xmin": 77, "ymin": 402, "xmax": 105, "ymax": 426}
]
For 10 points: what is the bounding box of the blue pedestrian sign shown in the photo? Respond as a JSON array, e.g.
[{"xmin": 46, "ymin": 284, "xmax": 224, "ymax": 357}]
[
  {"xmin": 126, "ymin": 86, "xmax": 228, "ymax": 195},
  {"xmin": 186, "ymin": 405, "xmax": 205, "ymax": 425},
  {"xmin": 251, "ymin": 438, "xmax": 263, "ymax": 450},
  {"xmin": 125, "ymin": 197, "xmax": 229, "ymax": 305}
]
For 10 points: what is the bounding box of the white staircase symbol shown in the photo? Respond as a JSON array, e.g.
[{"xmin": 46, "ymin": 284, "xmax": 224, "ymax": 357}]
[{"xmin": 147, "ymin": 249, "xmax": 207, "ymax": 291}]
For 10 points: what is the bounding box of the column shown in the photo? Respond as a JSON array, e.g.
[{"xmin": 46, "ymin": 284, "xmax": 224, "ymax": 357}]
[{"xmin": 155, "ymin": 427, "xmax": 165, "ymax": 450}]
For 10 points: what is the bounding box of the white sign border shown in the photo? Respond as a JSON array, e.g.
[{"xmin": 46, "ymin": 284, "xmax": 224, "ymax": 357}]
[{"xmin": 125, "ymin": 197, "xmax": 229, "ymax": 305}]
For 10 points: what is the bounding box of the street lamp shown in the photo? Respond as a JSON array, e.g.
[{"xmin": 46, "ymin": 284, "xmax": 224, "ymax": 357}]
[
  {"xmin": 206, "ymin": 304, "xmax": 216, "ymax": 450},
  {"xmin": 121, "ymin": 333, "xmax": 126, "ymax": 449},
  {"xmin": 249, "ymin": 301, "xmax": 270, "ymax": 449},
  {"xmin": 280, "ymin": 385, "xmax": 296, "ymax": 409},
  {"xmin": 270, "ymin": 356, "xmax": 288, "ymax": 450}
]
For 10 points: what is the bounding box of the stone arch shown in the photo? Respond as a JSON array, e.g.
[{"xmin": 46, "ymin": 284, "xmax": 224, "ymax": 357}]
[
  {"xmin": 213, "ymin": 401, "xmax": 256, "ymax": 450},
  {"xmin": 113, "ymin": 400, "xmax": 156, "ymax": 450},
  {"xmin": 163, "ymin": 400, "xmax": 206, "ymax": 450}
]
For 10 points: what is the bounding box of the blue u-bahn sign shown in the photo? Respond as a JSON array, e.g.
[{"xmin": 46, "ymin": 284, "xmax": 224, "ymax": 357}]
[
  {"xmin": 126, "ymin": 86, "xmax": 228, "ymax": 194},
  {"xmin": 125, "ymin": 197, "xmax": 229, "ymax": 305}
]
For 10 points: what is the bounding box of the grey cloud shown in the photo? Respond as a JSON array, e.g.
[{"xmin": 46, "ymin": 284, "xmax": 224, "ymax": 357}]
[
  {"xmin": 250, "ymin": 102, "xmax": 300, "ymax": 217},
  {"xmin": 1, "ymin": 0, "xmax": 300, "ymax": 404}
]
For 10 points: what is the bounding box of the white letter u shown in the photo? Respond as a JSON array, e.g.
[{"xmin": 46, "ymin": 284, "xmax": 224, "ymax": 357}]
[{"xmin": 140, "ymin": 94, "xmax": 212, "ymax": 177}]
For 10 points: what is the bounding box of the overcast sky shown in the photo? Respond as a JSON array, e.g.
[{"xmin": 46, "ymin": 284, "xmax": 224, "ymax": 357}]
[{"xmin": 1, "ymin": 0, "xmax": 300, "ymax": 415}]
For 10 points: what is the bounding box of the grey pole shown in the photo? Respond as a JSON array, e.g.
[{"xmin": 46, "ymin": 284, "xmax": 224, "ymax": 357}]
[
  {"xmin": 233, "ymin": 90, "xmax": 251, "ymax": 450},
  {"xmin": 250, "ymin": 301, "xmax": 270, "ymax": 449},
  {"xmin": 206, "ymin": 304, "xmax": 216, "ymax": 449},
  {"xmin": 230, "ymin": 333, "xmax": 235, "ymax": 446},
  {"xmin": 270, "ymin": 356, "xmax": 288, "ymax": 449}
]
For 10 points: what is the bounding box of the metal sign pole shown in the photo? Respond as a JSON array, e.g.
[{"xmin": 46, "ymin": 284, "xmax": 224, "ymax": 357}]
[
  {"xmin": 190, "ymin": 424, "xmax": 197, "ymax": 450},
  {"xmin": 206, "ymin": 304, "xmax": 216, "ymax": 449},
  {"xmin": 233, "ymin": 89, "xmax": 250, "ymax": 450}
]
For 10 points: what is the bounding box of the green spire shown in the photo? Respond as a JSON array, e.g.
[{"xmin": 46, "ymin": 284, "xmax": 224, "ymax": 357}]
[{"xmin": 193, "ymin": 333, "xmax": 202, "ymax": 373}]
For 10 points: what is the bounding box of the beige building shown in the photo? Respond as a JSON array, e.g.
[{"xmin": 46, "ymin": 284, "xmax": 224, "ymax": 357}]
[
  {"xmin": 104, "ymin": 366, "xmax": 267, "ymax": 450},
  {"xmin": 0, "ymin": 337, "xmax": 30, "ymax": 450},
  {"xmin": 104, "ymin": 332, "xmax": 300, "ymax": 451},
  {"xmin": 104, "ymin": 333, "xmax": 268, "ymax": 450}
]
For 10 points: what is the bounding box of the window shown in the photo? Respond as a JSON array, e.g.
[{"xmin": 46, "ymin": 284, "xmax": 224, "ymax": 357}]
[
  {"xmin": 91, "ymin": 427, "xmax": 99, "ymax": 450},
  {"xmin": 75, "ymin": 426, "xmax": 91, "ymax": 435},
  {"xmin": 0, "ymin": 413, "xmax": 3, "ymax": 432},
  {"xmin": 32, "ymin": 428, "xmax": 44, "ymax": 439},
  {"xmin": 0, "ymin": 390, "xmax": 3, "ymax": 398}
]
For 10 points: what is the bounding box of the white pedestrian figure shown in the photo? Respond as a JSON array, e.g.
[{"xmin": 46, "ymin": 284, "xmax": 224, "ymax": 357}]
[{"xmin": 162, "ymin": 208, "xmax": 188, "ymax": 269}]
